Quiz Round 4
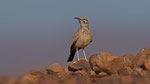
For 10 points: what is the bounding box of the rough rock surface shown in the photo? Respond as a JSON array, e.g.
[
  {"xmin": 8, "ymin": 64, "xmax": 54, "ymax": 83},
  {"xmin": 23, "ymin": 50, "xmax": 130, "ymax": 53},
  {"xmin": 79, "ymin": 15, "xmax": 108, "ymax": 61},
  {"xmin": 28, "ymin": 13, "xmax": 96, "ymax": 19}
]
[
  {"xmin": 62, "ymin": 71, "xmax": 91, "ymax": 84},
  {"xmin": 47, "ymin": 63, "xmax": 66, "ymax": 76},
  {"xmin": 89, "ymin": 52, "xmax": 132, "ymax": 74},
  {"xmin": 132, "ymin": 47, "xmax": 150, "ymax": 68},
  {"xmin": 68, "ymin": 58, "xmax": 91, "ymax": 74},
  {"xmin": 89, "ymin": 52, "xmax": 136, "ymax": 75},
  {"xmin": 144, "ymin": 60, "xmax": 150, "ymax": 71},
  {"xmin": 110, "ymin": 56, "xmax": 130, "ymax": 74},
  {"xmin": 122, "ymin": 54, "xmax": 134, "ymax": 67},
  {"xmin": 89, "ymin": 52, "xmax": 118, "ymax": 74}
]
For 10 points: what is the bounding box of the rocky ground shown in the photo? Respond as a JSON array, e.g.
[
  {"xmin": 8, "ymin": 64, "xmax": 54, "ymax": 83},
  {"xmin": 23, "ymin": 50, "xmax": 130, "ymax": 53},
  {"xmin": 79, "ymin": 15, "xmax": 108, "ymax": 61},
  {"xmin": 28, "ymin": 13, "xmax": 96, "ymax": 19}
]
[{"xmin": 1, "ymin": 47, "xmax": 150, "ymax": 84}]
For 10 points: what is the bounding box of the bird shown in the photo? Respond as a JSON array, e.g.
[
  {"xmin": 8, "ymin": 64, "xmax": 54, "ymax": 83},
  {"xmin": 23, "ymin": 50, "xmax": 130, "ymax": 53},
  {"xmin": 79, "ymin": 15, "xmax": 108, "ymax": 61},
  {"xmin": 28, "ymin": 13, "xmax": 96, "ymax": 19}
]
[{"xmin": 67, "ymin": 17, "xmax": 93, "ymax": 62}]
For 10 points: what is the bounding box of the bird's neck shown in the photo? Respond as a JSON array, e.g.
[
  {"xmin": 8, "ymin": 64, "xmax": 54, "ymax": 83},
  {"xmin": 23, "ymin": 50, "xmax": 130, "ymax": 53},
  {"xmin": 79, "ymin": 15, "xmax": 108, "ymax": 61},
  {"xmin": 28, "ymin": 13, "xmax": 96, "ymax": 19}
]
[{"xmin": 80, "ymin": 24, "xmax": 90, "ymax": 32}]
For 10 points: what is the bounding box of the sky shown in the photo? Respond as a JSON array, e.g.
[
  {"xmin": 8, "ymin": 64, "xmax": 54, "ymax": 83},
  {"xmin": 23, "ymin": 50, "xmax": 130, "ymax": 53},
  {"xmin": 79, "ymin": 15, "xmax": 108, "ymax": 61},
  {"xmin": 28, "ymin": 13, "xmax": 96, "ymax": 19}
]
[{"xmin": 0, "ymin": 0, "xmax": 150, "ymax": 76}]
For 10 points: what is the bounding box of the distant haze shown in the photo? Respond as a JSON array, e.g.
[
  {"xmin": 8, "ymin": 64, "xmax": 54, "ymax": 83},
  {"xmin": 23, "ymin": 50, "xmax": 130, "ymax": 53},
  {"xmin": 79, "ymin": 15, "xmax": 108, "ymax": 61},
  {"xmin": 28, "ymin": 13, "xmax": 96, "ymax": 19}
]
[{"xmin": 0, "ymin": 0, "xmax": 150, "ymax": 76}]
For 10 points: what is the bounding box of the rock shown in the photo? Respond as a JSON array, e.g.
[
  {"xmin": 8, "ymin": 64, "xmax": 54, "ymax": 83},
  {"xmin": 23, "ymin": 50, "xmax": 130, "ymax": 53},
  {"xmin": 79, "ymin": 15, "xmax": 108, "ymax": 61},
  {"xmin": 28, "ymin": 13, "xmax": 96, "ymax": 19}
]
[
  {"xmin": 144, "ymin": 60, "xmax": 150, "ymax": 71},
  {"xmin": 23, "ymin": 70, "xmax": 61, "ymax": 84},
  {"xmin": 62, "ymin": 72, "xmax": 92, "ymax": 84},
  {"xmin": 110, "ymin": 56, "xmax": 130, "ymax": 74},
  {"xmin": 89, "ymin": 52, "xmax": 132, "ymax": 75},
  {"xmin": 0, "ymin": 76, "xmax": 9, "ymax": 84},
  {"xmin": 120, "ymin": 76, "xmax": 133, "ymax": 84},
  {"xmin": 98, "ymin": 72, "xmax": 108, "ymax": 77},
  {"xmin": 122, "ymin": 54, "xmax": 134, "ymax": 67},
  {"xmin": 89, "ymin": 52, "xmax": 118, "ymax": 74},
  {"xmin": 132, "ymin": 47, "xmax": 150, "ymax": 68},
  {"xmin": 89, "ymin": 54, "xmax": 102, "ymax": 74},
  {"xmin": 74, "ymin": 70, "xmax": 87, "ymax": 75},
  {"xmin": 118, "ymin": 67, "xmax": 133, "ymax": 76},
  {"xmin": 46, "ymin": 69, "xmax": 58, "ymax": 77},
  {"xmin": 131, "ymin": 67, "xmax": 145, "ymax": 77},
  {"xmin": 96, "ymin": 75, "xmax": 134, "ymax": 84},
  {"xmin": 95, "ymin": 75, "xmax": 121, "ymax": 84},
  {"xmin": 122, "ymin": 54, "xmax": 134, "ymax": 62},
  {"xmin": 22, "ymin": 69, "xmax": 50, "ymax": 83},
  {"xmin": 90, "ymin": 70, "xmax": 96, "ymax": 75},
  {"xmin": 22, "ymin": 73, "xmax": 44, "ymax": 83},
  {"xmin": 40, "ymin": 75, "xmax": 60, "ymax": 84},
  {"xmin": 20, "ymin": 76, "xmax": 36, "ymax": 84},
  {"xmin": 47, "ymin": 63, "xmax": 66, "ymax": 76},
  {"xmin": 30, "ymin": 69, "xmax": 47, "ymax": 76},
  {"xmin": 68, "ymin": 59, "xmax": 91, "ymax": 74}
]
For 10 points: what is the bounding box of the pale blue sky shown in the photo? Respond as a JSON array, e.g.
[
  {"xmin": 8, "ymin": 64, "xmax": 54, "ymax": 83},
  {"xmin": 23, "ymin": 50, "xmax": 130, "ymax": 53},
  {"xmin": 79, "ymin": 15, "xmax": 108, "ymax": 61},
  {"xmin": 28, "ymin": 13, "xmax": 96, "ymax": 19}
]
[{"xmin": 0, "ymin": 0, "xmax": 150, "ymax": 76}]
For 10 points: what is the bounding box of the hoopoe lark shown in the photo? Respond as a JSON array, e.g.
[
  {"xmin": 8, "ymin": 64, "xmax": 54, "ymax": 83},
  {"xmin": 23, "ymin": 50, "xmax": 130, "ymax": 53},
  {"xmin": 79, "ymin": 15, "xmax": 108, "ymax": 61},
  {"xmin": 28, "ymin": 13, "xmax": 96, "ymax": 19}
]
[{"xmin": 67, "ymin": 17, "xmax": 93, "ymax": 62}]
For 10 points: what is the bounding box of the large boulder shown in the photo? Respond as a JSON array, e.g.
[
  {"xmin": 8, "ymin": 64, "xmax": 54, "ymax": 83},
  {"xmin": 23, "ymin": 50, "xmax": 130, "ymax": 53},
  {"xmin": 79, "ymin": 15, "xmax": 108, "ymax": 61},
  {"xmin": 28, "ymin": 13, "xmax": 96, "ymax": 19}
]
[
  {"xmin": 68, "ymin": 59, "xmax": 91, "ymax": 74},
  {"xmin": 89, "ymin": 52, "xmax": 132, "ymax": 75},
  {"xmin": 89, "ymin": 52, "xmax": 118, "ymax": 74},
  {"xmin": 132, "ymin": 47, "xmax": 150, "ymax": 68}
]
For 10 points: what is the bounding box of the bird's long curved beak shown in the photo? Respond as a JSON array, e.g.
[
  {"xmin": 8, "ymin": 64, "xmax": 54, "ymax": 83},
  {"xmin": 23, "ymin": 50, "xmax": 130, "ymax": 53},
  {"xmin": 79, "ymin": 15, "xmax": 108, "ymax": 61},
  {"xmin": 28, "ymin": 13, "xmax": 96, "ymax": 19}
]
[{"xmin": 74, "ymin": 17, "xmax": 80, "ymax": 20}]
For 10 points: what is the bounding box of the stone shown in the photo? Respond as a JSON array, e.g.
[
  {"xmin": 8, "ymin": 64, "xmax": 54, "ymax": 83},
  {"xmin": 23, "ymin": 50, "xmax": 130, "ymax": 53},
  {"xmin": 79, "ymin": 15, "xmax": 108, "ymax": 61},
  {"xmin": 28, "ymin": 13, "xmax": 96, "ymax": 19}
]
[
  {"xmin": 144, "ymin": 60, "xmax": 150, "ymax": 71},
  {"xmin": 47, "ymin": 63, "xmax": 66, "ymax": 76},
  {"xmin": 89, "ymin": 52, "xmax": 118, "ymax": 74},
  {"xmin": 22, "ymin": 73, "xmax": 44, "ymax": 83},
  {"xmin": 68, "ymin": 59, "xmax": 91, "ymax": 74},
  {"xmin": 96, "ymin": 75, "xmax": 134, "ymax": 84},
  {"xmin": 63, "ymin": 72, "xmax": 91, "ymax": 84},
  {"xmin": 132, "ymin": 47, "xmax": 150, "ymax": 68},
  {"xmin": 118, "ymin": 67, "xmax": 133, "ymax": 76},
  {"xmin": 89, "ymin": 54, "xmax": 102, "ymax": 74},
  {"xmin": 98, "ymin": 72, "xmax": 108, "ymax": 77},
  {"xmin": 110, "ymin": 56, "xmax": 130, "ymax": 74},
  {"xmin": 40, "ymin": 75, "xmax": 60, "ymax": 84},
  {"xmin": 122, "ymin": 54, "xmax": 134, "ymax": 62},
  {"xmin": 122, "ymin": 54, "xmax": 134, "ymax": 67},
  {"xmin": 0, "ymin": 76, "xmax": 9, "ymax": 84},
  {"xmin": 131, "ymin": 67, "xmax": 145, "ymax": 77}
]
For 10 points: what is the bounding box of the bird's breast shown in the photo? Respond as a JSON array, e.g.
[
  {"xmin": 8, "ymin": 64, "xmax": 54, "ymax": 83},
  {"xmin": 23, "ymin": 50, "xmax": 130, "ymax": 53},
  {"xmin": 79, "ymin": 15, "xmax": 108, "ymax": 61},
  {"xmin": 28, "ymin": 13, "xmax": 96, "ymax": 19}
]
[{"xmin": 75, "ymin": 33, "xmax": 92, "ymax": 48}]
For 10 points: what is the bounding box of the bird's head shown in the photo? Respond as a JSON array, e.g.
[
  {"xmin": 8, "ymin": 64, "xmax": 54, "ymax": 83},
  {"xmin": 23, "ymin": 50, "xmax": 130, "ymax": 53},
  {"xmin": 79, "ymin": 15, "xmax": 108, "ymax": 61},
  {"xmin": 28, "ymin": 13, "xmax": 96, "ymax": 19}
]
[{"xmin": 74, "ymin": 17, "xmax": 89, "ymax": 25}]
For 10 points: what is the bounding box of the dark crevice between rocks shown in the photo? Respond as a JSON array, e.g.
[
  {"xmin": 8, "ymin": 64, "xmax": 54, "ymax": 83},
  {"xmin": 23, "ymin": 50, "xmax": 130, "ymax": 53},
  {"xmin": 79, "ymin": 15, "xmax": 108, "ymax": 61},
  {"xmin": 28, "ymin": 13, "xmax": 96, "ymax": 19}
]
[
  {"xmin": 140, "ymin": 64, "xmax": 146, "ymax": 70},
  {"xmin": 68, "ymin": 67, "xmax": 83, "ymax": 72}
]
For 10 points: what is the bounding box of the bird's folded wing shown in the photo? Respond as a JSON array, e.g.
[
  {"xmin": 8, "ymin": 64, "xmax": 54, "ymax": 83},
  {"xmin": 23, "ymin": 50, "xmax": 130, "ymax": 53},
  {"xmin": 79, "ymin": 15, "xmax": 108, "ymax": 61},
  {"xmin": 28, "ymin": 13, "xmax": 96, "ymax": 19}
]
[{"xmin": 72, "ymin": 28, "xmax": 81, "ymax": 43}]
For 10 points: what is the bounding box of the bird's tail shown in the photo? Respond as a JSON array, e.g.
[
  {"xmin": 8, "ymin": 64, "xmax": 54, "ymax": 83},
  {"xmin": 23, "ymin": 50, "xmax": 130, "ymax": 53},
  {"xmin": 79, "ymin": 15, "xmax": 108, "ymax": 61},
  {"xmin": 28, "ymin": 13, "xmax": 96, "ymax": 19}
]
[{"xmin": 67, "ymin": 43, "xmax": 76, "ymax": 62}]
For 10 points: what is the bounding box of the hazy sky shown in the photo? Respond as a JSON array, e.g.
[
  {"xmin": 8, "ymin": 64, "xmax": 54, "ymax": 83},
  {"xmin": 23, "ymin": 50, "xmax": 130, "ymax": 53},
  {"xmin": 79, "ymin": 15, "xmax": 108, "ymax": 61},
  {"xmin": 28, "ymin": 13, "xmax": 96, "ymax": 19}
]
[{"xmin": 0, "ymin": 0, "xmax": 150, "ymax": 76}]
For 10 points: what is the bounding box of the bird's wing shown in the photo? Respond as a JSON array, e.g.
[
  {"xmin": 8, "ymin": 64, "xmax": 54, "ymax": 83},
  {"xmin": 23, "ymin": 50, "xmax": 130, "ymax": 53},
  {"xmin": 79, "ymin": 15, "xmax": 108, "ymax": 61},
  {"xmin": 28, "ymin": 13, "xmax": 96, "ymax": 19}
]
[
  {"xmin": 72, "ymin": 28, "xmax": 81, "ymax": 43},
  {"xmin": 67, "ymin": 41, "xmax": 77, "ymax": 62},
  {"xmin": 67, "ymin": 29, "xmax": 81, "ymax": 62},
  {"xmin": 89, "ymin": 31, "xmax": 93, "ymax": 42}
]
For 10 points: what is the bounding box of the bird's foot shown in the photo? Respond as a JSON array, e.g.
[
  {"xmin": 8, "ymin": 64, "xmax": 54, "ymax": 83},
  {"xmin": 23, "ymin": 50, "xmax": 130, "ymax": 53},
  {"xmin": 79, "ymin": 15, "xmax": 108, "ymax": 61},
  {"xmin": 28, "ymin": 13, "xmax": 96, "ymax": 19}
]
[
  {"xmin": 73, "ymin": 61, "xmax": 77, "ymax": 63},
  {"xmin": 85, "ymin": 58, "xmax": 88, "ymax": 61}
]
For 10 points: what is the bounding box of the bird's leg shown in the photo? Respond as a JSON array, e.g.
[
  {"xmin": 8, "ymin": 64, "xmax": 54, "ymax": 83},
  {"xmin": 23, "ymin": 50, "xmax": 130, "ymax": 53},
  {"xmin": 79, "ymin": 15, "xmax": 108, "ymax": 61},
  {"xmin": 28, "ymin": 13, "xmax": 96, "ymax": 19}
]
[
  {"xmin": 83, "ymin": 49, "xmax": 88, "ymax": 61},
  {"xmin": 76, "ymin": 48, "xmax": 80, "ymax": 61}
]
